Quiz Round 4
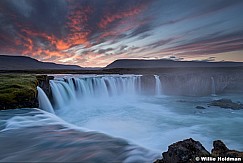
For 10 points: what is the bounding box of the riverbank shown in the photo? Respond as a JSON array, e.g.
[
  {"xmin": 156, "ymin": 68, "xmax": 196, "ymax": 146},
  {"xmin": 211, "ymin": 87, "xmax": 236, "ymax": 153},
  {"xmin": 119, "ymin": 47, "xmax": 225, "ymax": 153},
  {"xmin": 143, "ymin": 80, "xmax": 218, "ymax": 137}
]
[
  {"xmin": 0, "ymin": 74, "xmax": 52, "ymax": 110},
  {"xmin": 1, "ymin": 68, "xmax": 243, "ymax": 109}
]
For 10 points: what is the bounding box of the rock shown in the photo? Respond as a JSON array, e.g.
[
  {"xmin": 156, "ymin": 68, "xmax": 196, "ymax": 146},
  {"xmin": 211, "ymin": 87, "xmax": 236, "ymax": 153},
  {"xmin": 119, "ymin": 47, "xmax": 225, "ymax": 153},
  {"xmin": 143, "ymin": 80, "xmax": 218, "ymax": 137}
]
[
  {"xmin": 211, "ymin": 140, "xmax": 243, "ymax": 158},
  {"xmin": 196, "ymin": 106, "xmax": 206, "ymax": 109},
  {"xmin": 0, "ymin": 74, "xmax": 53, "ymax": 110},
  {"xmin": 155, "ymin": 139, "xmax": 243, "ymax": 163},
  {"xmin": 211, "ymin": 140, "xmax": 229, "ymax": 156},
  {"xmin": 0, "ymin": 74, "xmax": 39, "ymax": 110},
  {"xmin": 155, "ymin": 138, "xmax": 210, "ymax": 163},
  {"xmin": 209, "ymin": 98, "xmax": 243, "ymax": 110},
  {"xmin": 36, "ymin": 75, "xmax": 54, "ymax": 98}
]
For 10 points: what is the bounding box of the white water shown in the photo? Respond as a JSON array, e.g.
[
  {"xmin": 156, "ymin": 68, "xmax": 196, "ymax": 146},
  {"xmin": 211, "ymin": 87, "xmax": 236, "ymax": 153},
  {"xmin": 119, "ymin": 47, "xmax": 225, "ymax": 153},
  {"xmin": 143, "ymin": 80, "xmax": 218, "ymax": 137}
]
[
  {"xmin": 211, "ymin": 77, "xmax": 216, "ymax": 96},
  {"xmin": 46, "ymin": 75, "xmax": 243, "ymax": 153},
  {"xmin": 37, "ymin": 86, "xmax": 55, "ymax": 114},
  {"xmin": 0, "ymin": 108, "xmax": 158, "ymax": 162},
  {"xmin": 154, "ymin": 75, "xmax": 162, "ymax": 96},
  {"xmin": 50, "ymin": 75, "xmax": 142, "ymax": 109}
]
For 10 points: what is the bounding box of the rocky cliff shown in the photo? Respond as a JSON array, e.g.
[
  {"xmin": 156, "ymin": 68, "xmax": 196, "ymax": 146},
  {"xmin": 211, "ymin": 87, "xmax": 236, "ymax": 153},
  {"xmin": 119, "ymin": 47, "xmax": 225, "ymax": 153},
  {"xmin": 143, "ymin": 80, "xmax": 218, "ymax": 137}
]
[{"xmin": 0, "ymin": 74, "xmax": 52, "ymax": 110}]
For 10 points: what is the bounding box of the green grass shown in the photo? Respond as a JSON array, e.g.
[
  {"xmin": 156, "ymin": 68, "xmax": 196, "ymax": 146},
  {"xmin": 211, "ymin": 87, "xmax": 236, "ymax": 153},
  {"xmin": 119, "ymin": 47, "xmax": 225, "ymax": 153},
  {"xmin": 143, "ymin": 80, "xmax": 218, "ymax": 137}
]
[{"xmin": 0, "ymin": 74, "xmax": 38, "ymax": 109}]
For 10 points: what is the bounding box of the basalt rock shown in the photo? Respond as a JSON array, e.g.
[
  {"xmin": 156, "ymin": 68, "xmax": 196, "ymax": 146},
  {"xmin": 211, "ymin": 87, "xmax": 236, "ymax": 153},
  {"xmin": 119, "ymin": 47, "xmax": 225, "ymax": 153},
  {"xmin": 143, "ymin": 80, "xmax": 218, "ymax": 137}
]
[
  {"xmin": 155, "ymin": 139, "xmax": 243, "ymax": 163},
  {"xmin": 196, "ymin": 106, "xmax": 206, "ymax": 109},
  {"xmin": 36, "ymin": 75, "xmax": 54, "ymax": 98},
  {"xmin": 211, "ymin": 140, "xmax": 243, "ymax": 158},
  {"xmin": 155, "ymin": 138, "xmax": 210, "ymax": 163},
  {"xmin": 209, "ymin": 98, "xmax": 243, "ymax": 110}
]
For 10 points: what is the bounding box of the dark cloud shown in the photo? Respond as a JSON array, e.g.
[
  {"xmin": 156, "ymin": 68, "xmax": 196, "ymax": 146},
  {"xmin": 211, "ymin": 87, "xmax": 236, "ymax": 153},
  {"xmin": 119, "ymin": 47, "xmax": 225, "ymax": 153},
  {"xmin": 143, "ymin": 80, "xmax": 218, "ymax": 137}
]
[
  {"xmin": 119, "ymin": 45, "xmax": 128, "ymax": 51},
  {"xmin": 0, "ymin": 0, "xmax": 243, "ymax": 66},
  {"xmin": 98, "ymin": 48, "xmax": 114, "ymax": 54},
  {"xmin": 148, "ymin": 38, "xmax": 175, "ymax": 49},
  {"xmin": 128, "ymin": 24, "xmax": 152, "ymax": 38}
]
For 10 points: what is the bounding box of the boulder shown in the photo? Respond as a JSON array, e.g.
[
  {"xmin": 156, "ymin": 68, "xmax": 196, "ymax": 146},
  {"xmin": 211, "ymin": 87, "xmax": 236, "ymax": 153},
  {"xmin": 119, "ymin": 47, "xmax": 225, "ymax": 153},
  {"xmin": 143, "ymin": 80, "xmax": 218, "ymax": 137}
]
[
  {"xmin": 209, "ymin": 98, "xmax": 243, "ymax": 110},
  {"xmin": 196, "ymin": 106, "xmax": 206, "ymax": 109},
  {"xmin": 155, "ymin": 139, "xmax": 243, "ymax": 163},
  {"xmin": 155, "ymin": 138, "xmax": 210, "ymax": 163},
  {"xmin": 211, "ymin": 140, "xmax": 243, "ymax": 158}
]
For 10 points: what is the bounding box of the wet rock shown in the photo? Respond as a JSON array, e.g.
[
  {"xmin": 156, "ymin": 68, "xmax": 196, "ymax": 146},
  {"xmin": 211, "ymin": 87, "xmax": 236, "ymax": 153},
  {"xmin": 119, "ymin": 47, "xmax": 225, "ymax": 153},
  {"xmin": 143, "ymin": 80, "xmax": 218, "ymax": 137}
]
[
  {"xmin": 36, "ymin": 75, "xmax": 54, "ymax": 98},
  {"xmin": 211, "ymin": 140, "xmax": 243, "ymax": 158},
  {"xmin": 209, "ymin": 98, "xmax": 243, "ymax": 110},
  {"xmin": 196, "ymin": 106, "xmax": 206, "ymax": 109},
  {"xmin": 155, "ymin": 139, "xmax": 243, "ymax": 163},
  {"xmin": 155, "ymin": 138, "xmax": 210, "ymax": 163}
]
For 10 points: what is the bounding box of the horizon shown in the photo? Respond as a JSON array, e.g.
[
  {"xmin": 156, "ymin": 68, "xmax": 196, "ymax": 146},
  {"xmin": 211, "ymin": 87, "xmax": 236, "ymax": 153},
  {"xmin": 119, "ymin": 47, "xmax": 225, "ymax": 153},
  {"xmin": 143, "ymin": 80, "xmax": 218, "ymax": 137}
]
[
  {"xmin": 2, "ymin": 54, "xmax": 243, "ymax": 69},
  {"xmin": 1, "ymin": 0, "xmax": 243, "ymax": 67}
]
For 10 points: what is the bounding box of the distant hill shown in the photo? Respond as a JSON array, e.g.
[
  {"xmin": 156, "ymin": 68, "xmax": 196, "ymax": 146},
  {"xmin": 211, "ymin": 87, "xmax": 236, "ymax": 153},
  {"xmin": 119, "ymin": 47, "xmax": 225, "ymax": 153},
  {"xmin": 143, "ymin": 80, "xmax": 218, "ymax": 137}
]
[
  {"xmin": 105, "ymin": 59, "xmax": 243, "ymax": 69},
  {"xmin": 0, "ymin": 55, "xmax": 82, "ymax": 70}
]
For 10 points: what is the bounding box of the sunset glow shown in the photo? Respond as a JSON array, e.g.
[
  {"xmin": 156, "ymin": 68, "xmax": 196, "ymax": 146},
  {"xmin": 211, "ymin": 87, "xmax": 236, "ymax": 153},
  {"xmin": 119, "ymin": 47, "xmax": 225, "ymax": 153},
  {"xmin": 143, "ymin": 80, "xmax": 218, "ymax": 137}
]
[{"xmin": 0, "ymin": 0, "xmax": 243, "ymax": 67}]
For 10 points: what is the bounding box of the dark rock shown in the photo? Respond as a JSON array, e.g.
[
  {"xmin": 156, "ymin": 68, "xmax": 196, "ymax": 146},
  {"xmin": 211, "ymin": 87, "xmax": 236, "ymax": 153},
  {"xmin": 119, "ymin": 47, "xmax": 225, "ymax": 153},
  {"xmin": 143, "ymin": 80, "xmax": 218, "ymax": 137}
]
[
  {"xmin": 36, "ymin": 75, "xmax": 53, "ymax": 98},
  {"xmin": 211, "ymin": 140, "xmax": 228, "ymax": 156},
  {"xmin": 211, "ymin": 140, "xmax": 243, "ymax": 158},
  {"xmin": 209, "ymin": 98, "xmax": 243, "ymax": 110},
  {"xmin": 155, "ymin": 138, "xmax": 210, "ymax": 163},
  {"xmin": 155, "ymin": 139, "xmax": 243, "ymax": 163},
  {"xmin": 196, "ymin": 106, "xmax": 206, "ymax": 109}
]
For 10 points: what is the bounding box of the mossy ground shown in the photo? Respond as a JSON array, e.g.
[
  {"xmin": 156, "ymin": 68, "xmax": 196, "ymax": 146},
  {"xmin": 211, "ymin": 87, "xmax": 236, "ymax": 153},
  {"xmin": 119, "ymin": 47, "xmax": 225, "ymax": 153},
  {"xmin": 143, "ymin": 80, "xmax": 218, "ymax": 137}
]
[{"xmin": 0, "ymin": 74, "xmax": 38, "ymax": 109}]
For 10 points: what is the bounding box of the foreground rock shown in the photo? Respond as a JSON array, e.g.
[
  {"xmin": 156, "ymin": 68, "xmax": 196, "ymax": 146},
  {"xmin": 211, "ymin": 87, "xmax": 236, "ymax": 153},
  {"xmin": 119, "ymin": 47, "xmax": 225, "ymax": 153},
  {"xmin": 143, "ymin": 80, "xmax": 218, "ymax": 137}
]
[
  {"xmin": 155, "ymin": 138, "xmax": 243, "ymax": 163},
  {"xmin": 209, "ymin": 98, "xmax": 243, "ymax": 110},
  {"xmin": 154, "ymin": 138, "xmax": 210, "ymax": 163},
  {"xmin": 211, "ymin": 140, "xmax": 243, "ymax": 158}
]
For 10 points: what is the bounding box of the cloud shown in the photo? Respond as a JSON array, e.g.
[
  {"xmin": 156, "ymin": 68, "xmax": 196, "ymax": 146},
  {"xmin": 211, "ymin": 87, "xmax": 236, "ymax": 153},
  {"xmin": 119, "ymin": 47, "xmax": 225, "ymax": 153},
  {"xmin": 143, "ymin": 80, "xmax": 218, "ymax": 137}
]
[
  {"xmin": 160, "ymin": 31, "xmax": 243, "ymax": 56},
  {"xmin": 1, "ymin": 0, "xmax": 243, "ymax": 66},
  {"xmin": 198, "ymin": 57, "xmax": 216, "ymax": 62},
  {"xmin": 119, "ymin": 45, "xmax": 128, "ymax": 51},
  {"xmin": 97, "ymin": 48, "xmax": 114, "ymax": 54}
]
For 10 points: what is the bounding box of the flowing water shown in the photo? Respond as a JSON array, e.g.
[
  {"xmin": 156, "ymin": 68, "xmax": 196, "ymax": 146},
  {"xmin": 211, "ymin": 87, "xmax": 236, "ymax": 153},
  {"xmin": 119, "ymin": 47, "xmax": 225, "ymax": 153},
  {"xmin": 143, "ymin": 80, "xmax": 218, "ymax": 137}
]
[
  {"xmin": 154, "ymin": 75, "xmax": 162, "ymax": 96},
  {"xmin": 1, "ymin": 74, "xmax": 243, "ymax": 162},
  {"xmin": 211, "ymin": 77, "xmax": 216, "ymax": 96},
  {"xmin": 37, "ymin": 86, "xmax": 55, "ymax": 114}
]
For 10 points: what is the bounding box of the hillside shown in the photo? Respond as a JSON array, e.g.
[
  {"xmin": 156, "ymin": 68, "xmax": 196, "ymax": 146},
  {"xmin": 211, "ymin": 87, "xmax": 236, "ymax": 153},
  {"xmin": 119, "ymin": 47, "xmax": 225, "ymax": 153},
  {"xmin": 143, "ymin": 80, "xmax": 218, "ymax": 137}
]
[
  {"xmin": 105, "ymin": 59, "xmax": 243, "ymax": 69},
  {"xmin": 0, "ymin": 55, "xmax": 82, "ymax": 70}
]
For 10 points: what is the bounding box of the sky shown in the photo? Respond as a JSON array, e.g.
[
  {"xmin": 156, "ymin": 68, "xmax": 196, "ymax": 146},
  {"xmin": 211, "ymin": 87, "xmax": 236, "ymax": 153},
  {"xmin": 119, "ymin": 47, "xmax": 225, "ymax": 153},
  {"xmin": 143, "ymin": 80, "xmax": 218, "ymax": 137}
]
[{"xmin": 0, "ymin": 0, "xmax": 243, "ymax": 67}]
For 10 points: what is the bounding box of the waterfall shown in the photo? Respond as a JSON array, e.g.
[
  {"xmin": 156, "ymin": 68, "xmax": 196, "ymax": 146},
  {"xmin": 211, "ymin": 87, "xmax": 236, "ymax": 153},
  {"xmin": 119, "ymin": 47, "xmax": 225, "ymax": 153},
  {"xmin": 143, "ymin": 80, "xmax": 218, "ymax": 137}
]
[
  {"xmin": 154, "ymin": 75, "xmax": 162, "ymax": 96},
  {"xmin": 50, "ymin": 75, "xmax": 142, "ymax": 109},
  {"xmin": 37, "ymin": 86, "xmax": 55, "ymax": 114},
  {"xmin": 211, "ymin": 77, "xmax": 216, "ymax": 96}
]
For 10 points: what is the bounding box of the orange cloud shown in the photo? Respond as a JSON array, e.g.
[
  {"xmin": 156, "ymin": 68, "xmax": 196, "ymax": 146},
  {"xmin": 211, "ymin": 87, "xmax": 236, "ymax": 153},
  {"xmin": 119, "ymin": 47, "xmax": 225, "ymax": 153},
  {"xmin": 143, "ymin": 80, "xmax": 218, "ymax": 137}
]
[{"xmin": 98, "ymin": 4, "xmax": 146, "ymax": 29}]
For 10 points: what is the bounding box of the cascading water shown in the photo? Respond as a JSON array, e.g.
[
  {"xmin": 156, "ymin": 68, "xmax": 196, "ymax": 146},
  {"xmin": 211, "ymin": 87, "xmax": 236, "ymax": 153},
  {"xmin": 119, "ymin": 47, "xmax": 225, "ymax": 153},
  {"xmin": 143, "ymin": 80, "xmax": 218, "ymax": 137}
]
[
  {"xmin": 47, "ymin": 75, "xmax": 243, "ymax": 154},
  {"xmin": 50, "ymin": 75, "xmax": 142, "ymax": 108},
  {"xmin": 2, "ymin": 74, "xmax": 243, "ymax": 162},
  {"xmin": 211, "ymin": 77, "xmax": 216, "ymax": 96},
  {"xmin": 37, "ymin": 86, "xmax": 55, "ymax": 114},
  {"xmin": 154, "ymin": 75, "xmax": 162, "ymax": 96}
]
